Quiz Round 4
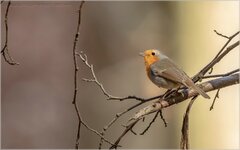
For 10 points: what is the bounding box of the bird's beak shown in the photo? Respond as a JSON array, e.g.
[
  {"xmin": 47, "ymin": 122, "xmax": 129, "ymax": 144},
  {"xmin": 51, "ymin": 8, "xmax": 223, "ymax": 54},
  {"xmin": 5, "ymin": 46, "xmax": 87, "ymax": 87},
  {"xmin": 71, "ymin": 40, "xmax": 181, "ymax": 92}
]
[{"xmin": 139, "ymin": 52, "xmax": 144, "ymax": 57}]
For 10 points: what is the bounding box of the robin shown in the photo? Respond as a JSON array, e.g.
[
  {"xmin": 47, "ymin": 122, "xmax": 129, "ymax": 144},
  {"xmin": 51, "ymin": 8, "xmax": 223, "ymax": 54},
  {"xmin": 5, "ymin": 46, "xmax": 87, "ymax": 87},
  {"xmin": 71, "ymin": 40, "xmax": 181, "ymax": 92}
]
[{"xmin": 140, "ymin": 49, "xmax": 210, "ymax": 99}]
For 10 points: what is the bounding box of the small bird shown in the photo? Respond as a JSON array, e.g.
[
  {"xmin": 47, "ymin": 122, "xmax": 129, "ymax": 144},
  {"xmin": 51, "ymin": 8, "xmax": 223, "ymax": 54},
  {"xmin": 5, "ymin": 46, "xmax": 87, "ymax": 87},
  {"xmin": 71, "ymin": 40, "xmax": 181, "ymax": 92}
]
[{"xmin": 140, "ymin": 49, "xmax": 210, "ymax": 99}]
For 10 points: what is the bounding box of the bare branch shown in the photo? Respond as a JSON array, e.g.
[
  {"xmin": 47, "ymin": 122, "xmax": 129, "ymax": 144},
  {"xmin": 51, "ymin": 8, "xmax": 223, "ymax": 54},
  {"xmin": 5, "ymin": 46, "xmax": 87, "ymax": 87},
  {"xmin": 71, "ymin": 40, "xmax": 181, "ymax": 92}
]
[
  {"xmin": 202, "ymin": 69, "xmax": 239, "ymax": 79},
  {"xmin": 159, "ymin": 109, "xmax": 168, "ymax": 127},
  {"xmin": 77, "ymin": 52, "xmax": 135, "ymax": 101},
  {"xmin": 71, "ymin": 1, "xmax": 85, "ymax": 149},
  {"xmin": 192, "ymin": 31, "xmax": 239, "ymax": 82},
  {"xmin": 214, "ymin": 31, "xmax": 239, "ymax": 60},
  {"xmin": 140, "ymin": 111, "xmax": 160, "ymax": 135},
  {"xmin": 214, "ymin": 30, "xmax": 230, "ymax": 39},
  {"xmin": 131, "ymin": 73, "xmax": 239, "ymax": 121},
  {"xmin": 71, "ymin": 4, "xmax": 117, "ymax": 148},
  {"xmin": 109, "ymin": 75, "xmax": 239, "ymax": 148},
  {"xmin": 110, "ymin": 119, "xmax": 140, "ymax": 149},
  {"xmin": 130, "ymin": 128, "xmax": 137, "ymax": 135},
  {"xmin": 98, "ymin": 95, "xmax": 162, "ymax": 149},
  {"xmin": 1, "ymin": 1, "xmax": 19, "ymax": 65},
  {"xmin": 210, "ymin": 89, "xmax": 220, "ymax": 111},
  {"xmin": 77, "ymin": 51, "xmax": 158, "ymax": 102},
  {"xmin": 180, "ymin": 96, "xmax": 197, "ymax": 150},
  {"xmin": 73, "ymin": 101, "xmax": 118, "ymax": 147},
  {"xmin": 81, "ymin": 120, "xmax": 119, "ymax": 147},
  {"xmin": 73, "ymin": 103, "xmax": 82, "ymax": 149},
  {"xmin": 74, "ymin": 99, "xmax": 117, "ymax": 148}
]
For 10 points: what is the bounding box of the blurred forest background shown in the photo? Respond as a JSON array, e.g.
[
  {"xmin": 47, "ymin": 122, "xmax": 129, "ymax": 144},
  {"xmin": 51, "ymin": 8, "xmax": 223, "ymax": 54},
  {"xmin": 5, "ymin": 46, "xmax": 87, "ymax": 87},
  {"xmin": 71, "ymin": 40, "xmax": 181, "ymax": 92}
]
[{"xmin": 1, "ymin": 1, "xmax": 239, "ymax": 149}]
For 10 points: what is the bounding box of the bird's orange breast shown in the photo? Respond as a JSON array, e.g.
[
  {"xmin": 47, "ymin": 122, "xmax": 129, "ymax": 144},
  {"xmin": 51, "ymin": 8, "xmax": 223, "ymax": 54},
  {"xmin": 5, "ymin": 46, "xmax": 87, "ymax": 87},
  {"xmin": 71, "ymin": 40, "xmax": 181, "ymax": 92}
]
[
  {"xmin": 144, "ymin": 56, "xmax": 159, "ymax": 80},
  {"xmin": 144, "ymin": 55, "xmax": 159, "ymax": 69}
]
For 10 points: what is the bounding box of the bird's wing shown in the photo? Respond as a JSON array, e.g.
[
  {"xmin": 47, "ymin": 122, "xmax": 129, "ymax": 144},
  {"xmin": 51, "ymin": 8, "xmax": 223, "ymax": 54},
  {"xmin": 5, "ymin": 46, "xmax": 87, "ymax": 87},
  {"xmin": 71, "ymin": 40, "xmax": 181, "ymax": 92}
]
[
  {"xmin": 150, "ymin": 58, "xmax": 191, "ymax": 85},
  {"xmin": 150, "ymin": 58, "xmax": 210, "ymax": 98}
]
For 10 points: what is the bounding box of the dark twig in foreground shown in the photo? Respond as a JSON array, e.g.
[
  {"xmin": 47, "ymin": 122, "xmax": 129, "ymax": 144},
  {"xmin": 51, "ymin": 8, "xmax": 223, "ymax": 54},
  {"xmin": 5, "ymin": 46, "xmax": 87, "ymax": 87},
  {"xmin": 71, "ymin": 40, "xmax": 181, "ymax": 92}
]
[
  {"xmin": 180, "ymin": 96, "xmax": 197, "ymax": 150},
  {"xmin": 1, "ymin": 1, "xmax": 19, "ymax": 65},
  {"xmin": 72, "ymin": 1, "xmax": 85, "ymax": 149},
  {"xmin": 210, "ymin": 89, "xmax": 220, "ymax": 111}
]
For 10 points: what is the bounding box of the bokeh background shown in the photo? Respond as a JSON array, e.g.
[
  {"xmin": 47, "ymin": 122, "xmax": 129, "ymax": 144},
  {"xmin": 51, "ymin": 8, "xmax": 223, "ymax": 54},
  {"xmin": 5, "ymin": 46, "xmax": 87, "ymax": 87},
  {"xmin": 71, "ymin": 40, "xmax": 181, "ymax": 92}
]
[{"xmin": 1, "ymin": 1, "xmax": 239, "ymax": 149}]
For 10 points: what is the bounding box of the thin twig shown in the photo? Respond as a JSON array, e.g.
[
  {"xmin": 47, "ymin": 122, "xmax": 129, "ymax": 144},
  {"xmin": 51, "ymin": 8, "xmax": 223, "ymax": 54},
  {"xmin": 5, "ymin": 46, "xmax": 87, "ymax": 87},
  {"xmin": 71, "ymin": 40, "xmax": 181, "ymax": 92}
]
[
  {"xmin": 202, "ymin": 69, "xmax": 239, "ymax": 79},
  {"xmin": 98, "ymin": 103, "xmax": 143, "ymax": 148},
  {"xmin": 73, "ymin": 103, "xmax": 82, "ymax": 149},
  {"xmin": 71, "ymin": 2, "xmax": 117, "ymax": 148},
  {"xmin": 130, "ymin": 128, "xmax": 137, "ymax": 135},
  {"xmin": 210, "ymin": 89, "xmax": 220, "ymax": 111},
  {"xmin": 208, "ymin": 67, "xmax": 213, "ymax": 74},
  {"xmin": 192, "ymin": 31, "xmax": 239, "ymax": 82},
  {"xmin": 72, "ymin": 1, "xmax": 85, "ymax": 149},
  {"xmin": 214, "ymin": 31, "xmax": 239, "ymax": 60},
  {"xmin": 1, "ymin": 1, "xmax": 19, "ymax": 65},
  {"xmin": 98, "ymin": 95, "xmax": 162, "ymax": 149},
  {"xmin": 140, "ymin": 111, "xmax": 160, "ymax": 135},
  {"xmin": 214, "ymin": 30, "xmax": 230, "ymax": 39},
  {"xmin": 74, "ymin": 97, "xmax": 116, "ymax": 148},
  {"xmin": 110, "ymin": 119, "xmax": 140, "ymax": 149},
  {"xmin": 77, "ymin": 52, "xmax": 130, "ymax": 101},
  {"xmin": 159, "ymin": 110, "xmax": 168, "ymax": 127},
  {"xmin": 81, "ymin": 120, "xmax": 119, "ymax": 147},
  {"xmin": 77, "ymin": 51, "xmax": 152, "ymax": 102},
  {"xmin": 180, "ymin": 96, "xmax": 197, "ymax": 150}
]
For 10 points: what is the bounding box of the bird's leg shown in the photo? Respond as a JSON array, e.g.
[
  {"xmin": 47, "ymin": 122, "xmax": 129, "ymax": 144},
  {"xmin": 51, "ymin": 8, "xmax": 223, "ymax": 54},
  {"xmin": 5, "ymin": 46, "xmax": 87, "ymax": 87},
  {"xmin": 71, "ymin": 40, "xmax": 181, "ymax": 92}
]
[
  {"xmin": 163, "ymin": 89, "xmax": 177, "ymax": 99},
  {"xmin": 175, "ymin": 86, "xmax": 187, "ymax": 97},
  {"xmin": 163, "ymin": 86, "xmax": 186, "ymax": 99}
]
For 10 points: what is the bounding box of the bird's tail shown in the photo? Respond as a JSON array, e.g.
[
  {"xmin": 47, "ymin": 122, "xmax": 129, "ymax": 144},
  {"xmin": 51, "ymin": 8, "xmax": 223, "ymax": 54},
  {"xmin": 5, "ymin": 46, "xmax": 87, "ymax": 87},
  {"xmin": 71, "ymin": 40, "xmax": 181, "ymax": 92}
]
[{"xmin": 189, "ymin": 82, "xmax": 210, "ymax": 99}]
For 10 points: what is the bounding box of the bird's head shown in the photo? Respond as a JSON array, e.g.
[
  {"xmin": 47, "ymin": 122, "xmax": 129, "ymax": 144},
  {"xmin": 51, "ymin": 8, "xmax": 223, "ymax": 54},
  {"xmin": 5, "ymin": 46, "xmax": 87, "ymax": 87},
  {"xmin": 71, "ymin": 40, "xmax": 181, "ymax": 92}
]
[{"xmin": 139, "ymin": 49, "xmax": 165, "ymax": 67}]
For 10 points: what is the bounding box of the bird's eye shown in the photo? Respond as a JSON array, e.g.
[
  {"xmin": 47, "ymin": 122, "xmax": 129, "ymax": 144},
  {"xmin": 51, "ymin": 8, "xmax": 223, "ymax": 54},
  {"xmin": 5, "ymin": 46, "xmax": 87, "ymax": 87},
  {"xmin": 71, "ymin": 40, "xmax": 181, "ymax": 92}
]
[{"xmin": 151, "ymin": 52, "xmax": 155, "ymax": 56}]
